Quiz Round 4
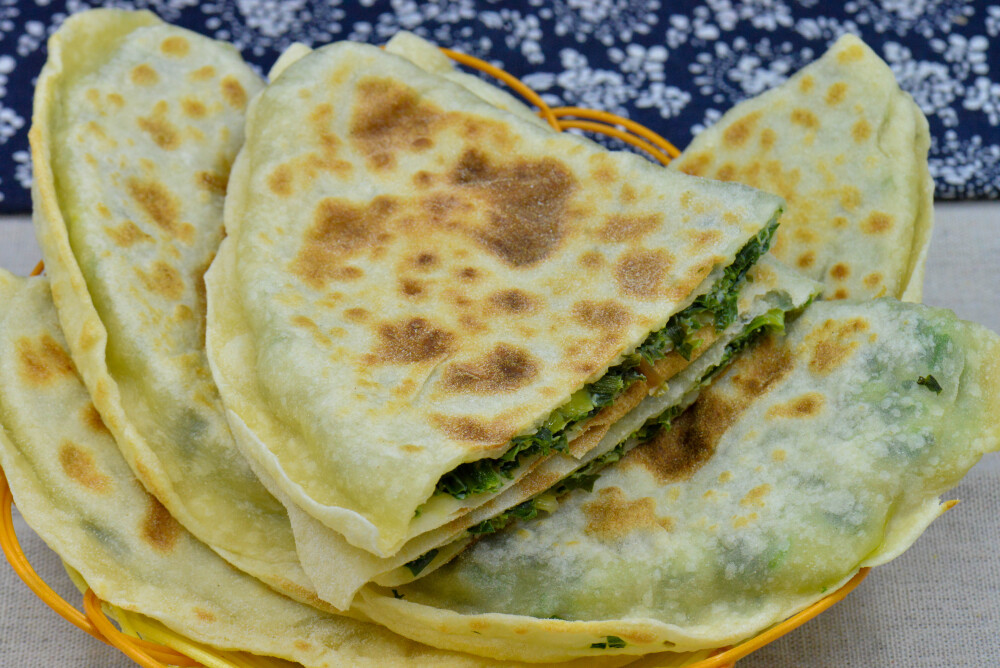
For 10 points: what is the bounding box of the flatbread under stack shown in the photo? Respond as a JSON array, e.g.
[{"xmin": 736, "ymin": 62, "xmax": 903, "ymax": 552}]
[
  {"xmin": 356, "ymin": 298, "xmax": 1000, "ymax": 662},
  {"xmin": 205, "ymin": 39, "xmax": 795, "ymax": 563},
  {"xmin": 0, "ymin": 270, "xmax": 649, "ymax": 668},
  {"xmin": 671, "ymin": 34, "xmax": 934, "ymax": 302}
]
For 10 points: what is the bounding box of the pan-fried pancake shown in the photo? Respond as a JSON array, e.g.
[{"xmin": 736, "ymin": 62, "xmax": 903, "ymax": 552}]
[
  {"xmin": 357, "ymin": 298, "xmax": 1000, "ymax": 662},
  {"xmin": 207, "ymin": 39, "xmax": 791, "ymax": 558},
  {"xmin": 671, "ymin": 35, "xmax": 934, "ymax": 302}
]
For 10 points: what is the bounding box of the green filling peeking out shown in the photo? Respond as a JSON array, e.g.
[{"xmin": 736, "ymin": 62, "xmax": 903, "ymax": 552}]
[{"xmin": 431, "ymin": 218, "xmax": 780, "ymax": 502}]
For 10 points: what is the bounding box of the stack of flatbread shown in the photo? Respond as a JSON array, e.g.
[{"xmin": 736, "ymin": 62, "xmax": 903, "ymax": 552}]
[{"xmin": 1, "ymin": 9, "xmax": 996, "ymax": 666}]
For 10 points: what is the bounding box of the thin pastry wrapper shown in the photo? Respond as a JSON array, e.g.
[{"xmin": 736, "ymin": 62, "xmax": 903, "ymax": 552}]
[
  {"xmin": 207, "ymin": 38, "xmax": 786, "ymax": 556},
  {"xmin": 671, "ymin": 34, "xmax": 934, "ymax": 302},
  {"xmin": 355, "ymin": 298, "xmax": 1000, "ymax": 662},
  {"xmin": 277, "ymin": 256, "xmax": 822, "ymax": 610},
  {"xmin": 26, "ymin": 8, "xmax": 341, "ymax": 607},
  {"xmin": 0, "ymin": 271, "xmax": 645, "ymax": 668}
]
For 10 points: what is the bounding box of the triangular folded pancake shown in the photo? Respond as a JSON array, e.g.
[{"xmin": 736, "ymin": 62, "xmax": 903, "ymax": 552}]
[
  {"xmin": 671, "ymin": 34, "xmax": 934, "ymax": 302},
  {"xmin": 0, "ymin": 271, "xmax": 644, "ymax": 668},
  {"xmin": 207, "ymin": 38, "xmax": 789, "ymax": 558},
  {"xmin": 356, "ymin": 298, "xmax": 1000, "ymax": 662},
  {"xmin": 273, "ymin": 256, "xmax": 821, "ymax": 609}
]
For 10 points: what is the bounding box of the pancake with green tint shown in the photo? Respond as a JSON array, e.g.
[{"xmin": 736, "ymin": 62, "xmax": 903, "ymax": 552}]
[
  {"xmin": 27, "ymin": 9, "xmax": 332, "ymax": 607},
  {"xmin": 671, "ymin": 34, "xmax": 933, "ymax": 302},
  {"xmin": 355, "ymin": 298, "xmax": 1000, "ymax": 662},
  {"xmin": 0, "ymin": 271, "xmax": 652, "ymax": 668},
  {"xmin": 206, "ymin": 38, "xmax": 787, "ymax": 558},
  {"xmin": 266, "ymin": 256, "xmax": 821, "ymax": 610}
]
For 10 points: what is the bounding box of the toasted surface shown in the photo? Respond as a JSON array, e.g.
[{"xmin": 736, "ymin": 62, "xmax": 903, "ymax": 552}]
[
  {"xmin": 207, "ymin": 40, "xmax": 785, "ymax": 556},
  {"xmin": 357, "ymin": 299, "xmax": 1000, "ymax": 661},
  {"xmin": 671, "ymin": 34, "xmax": 934, "ymax": 302},
  {"xmin": 28, "ymin": 9, "xmax": 329, "ymax": 605},
  {"xmin": 0, "ymin": 271, "xmax": 640, "ymax": 668},
  {"xmin": 279, "ymin": 257, "xmax": 822, "ymax": 610}
]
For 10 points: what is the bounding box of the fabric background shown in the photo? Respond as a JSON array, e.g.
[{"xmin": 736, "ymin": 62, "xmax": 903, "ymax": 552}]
[
  {"xmin": 1, "ymin": 0, "xmax": 1000, "ymax": 212},
  {"xmin": 1, "ymin": 202, "xmax": 998, "ymax": 665}
]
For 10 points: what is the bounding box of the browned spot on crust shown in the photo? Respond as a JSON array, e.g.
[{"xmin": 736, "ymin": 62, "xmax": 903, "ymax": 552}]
[
  {"xmin": 268, "ymin": 164, "xmax": 293, "ymax": 197},
  {"xmin": 760, "ymin": 127, "xmax": 777, "ymax": 149},
  {"xmin": 578, "ymin": 251, "xmax": 603, "ymax": 270},
  {"xmin": 862, "ymin": 211, "xmax": 893, "ymax": 234},
  {"xmin": 615, "ymin": 249, "xmax": 671, "ymax": 298},
  {"xmin": 189, "ymin": 65, "xmax": 216, "ymax": 81},
  {"xmin": 864, "ymin": 272, "xmax": 882, "ymax": 289},
  {"xmin": 626, "ymin": 393, "xmax": 732, "ymax": 484},
  {"xmin": 729, "ymin": 336, "xmax": 794, "ymax": 400},
  {"xmin": 414, "ymin": 252, "xmax": 438, "ymax": 269},
  {"xmin": 343, "ymin": 308, "xmax": 368, "ymax": 322},
  {"xmin": 767, "ymin": 392, "xmax": 825, "ymax": 419},
  {"xmin": 740, "ymin": 484, "xmax": 772, "ymax": 508},
  {"xmin": 196, "ymin": 170, "xmax": 227, "ymax": 196},
  {"xmin": 81, "ymin": 403, "xmax": 111, "ymax": 436},
  {"xmin": 830, "ymin": 263, "xmax": 850, "ymax": 280},
  {"xmin": 840, "ymin": 186, "xmax": 862, "ymax": 211},
  {"xmin": 399, "ymin": 278, "xmax": 424, "ymax": 297},
  {"xmin": 142, "ymin": 496, "xmax": 181, "ymax": 553},
  {"xmin": 375, "ymin": 317, "xmax": 454, "ymax": 364},
  {"xmin": 620, "ymin": 183, "xmax": 638, "ymax": 202},
  {"xmin": 413, "ymin": 171, "xmax": 434, "ymax": 188},
  {"xmin": 722, "ymin": 112, "xmax": 761, "ymax": 148},
  {"xmin": 294, "ymin": 641, "xmax": 312, "ymax": 652},
  {"xmin": 138, "ymin": 261, "xmax": 184, "ymax": 300},
  {"xmin": 795, "ymin": 251, "xmax": 815, "ymax": 269},
  {"xmin": 350, "ymin": 78, "xmax": 442, "ymax": 169},
  {"xmin": 837, "ymin": 43, "xmax": 865, "ymax": 64},
  {"xmin": 181, "ymin": 97, "xmax": 207, "ymax": 118},
  {"xmin": 108, "ymin": 93, "xmax": 124, "ymax": 108},
  {"xmin": 193, "ymin": 608, "xmax": 216, "ymax": 623},
  {"xmin": 716, "ymin": 163, "xmax": 737, "ymax": 181},
  {"xmin": 572, "ymin": 300, "xmax": 630, "ymax": 330},
  {"xmin": 833, "ymin": 288, "xmax": 849, "ymax": 299},
  {"xmin": 137, "ymin": 102, "xmax": 180, "ymax": 150},
  {"xmin": 798, "ymin": 74, "xmax": 815, "ymax": 93},
  {"xmin": 599, "ymin": 213, "xmax": 661, "ymax": 243},
  {"xmin": 678, "ymin": 151, "xmax": 712, "ymax": 176},
  {"xmin": 457, "ymin": 267, "xmax": 479, "ymax": 281},
  {"xmin": 852, "ymin": 119, "xmax": 871, "ymax": 143},
  {"xmin": 16, "ymin": 335, "xmax": 75, "ymax": 385},
  {"xmin": 160, "ymin": 36, "xmax": 190, "ymax": 57},
  {"xmin": 126, "ymin": 178, "xmax": 190, "ymax": 241},
  {"xmin": 105, "ymin": 221, "xmax": 152, "ymax": 248},
  {"xmin": 488, "ymin": 289, "xmax": 535, "ymax": 314},
  {"xmin": 825, "ymin": 82, "xmax": 848, "ymax": 105},
  {"xmin": 582, "ymin": 487, "xmax": 672, "ymax": 542},
  {"xmin": 292, "ymin": 196, "xmax": 396, "ymax": 289},
  {"xmin": 806, "ymin": 317, "xmax": 868, "ymax": 374},
  {"xmin": 440, "ymin": 344, "xmax": 539, "ymax": 394},
  {"xmin": 451, "ymin": 149, "xmax": 575, "ymax": 267},
  {"xmin": 431, "ymin": 414, "xmax": 514, "ymax": 445},
  {"xmin": 130, "ymin": 64, "xmax": 159, "ymax": 86},
  {"xmin": 59, "ymin": 442, "xmax": 110, "ymax": 493},
  {"xmin": 790, "ymin": 108, "xmax": 819, "ymax": 130},
  {"xmin": 220, "ymin": 75, "xmax": 247, "ymax": 108}
]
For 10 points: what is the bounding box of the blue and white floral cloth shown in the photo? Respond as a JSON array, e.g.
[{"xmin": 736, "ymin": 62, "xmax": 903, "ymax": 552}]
[{"xmin": 1, "ymin": 0, "xmax": 998, "ymax": 211}]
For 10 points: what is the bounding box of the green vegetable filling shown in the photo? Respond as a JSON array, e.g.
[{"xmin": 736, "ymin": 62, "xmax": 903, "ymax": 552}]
[
  {"xmin": 591, "ymin": 636, "xmax": 627, "ymax": 649},
  {"xmin": 433, "ymin": 218, "xmax": 779, "ymax": 501},
  {"xmin": 917, "ymin": 374, "xmax": 943, "ymax": 394},
  {"xmin": 404, "ymin": 548, "xmax": 439, "ymax": 577}
]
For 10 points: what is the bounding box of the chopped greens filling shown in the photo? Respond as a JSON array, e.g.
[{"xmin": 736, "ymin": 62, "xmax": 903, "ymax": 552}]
[
  {"xmin": 432, "ymin": 218, "xmax": 779, "ymax": 501},
  {"xmin": 591, "ymin": 636, "xmax": 627, "ymax": 649},
  {"xmin": 404, "ymin": 548, "xmax": 439, "ymax": 577},
  {"xmin": 917, "ymin": 374, "xmax": 943, "ymax": 394}
]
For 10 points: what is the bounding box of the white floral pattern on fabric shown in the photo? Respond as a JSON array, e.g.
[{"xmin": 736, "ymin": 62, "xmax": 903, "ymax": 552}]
[{"xmin": 0, "ymin": 0, "xmax": 998, "ymax": 210}]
